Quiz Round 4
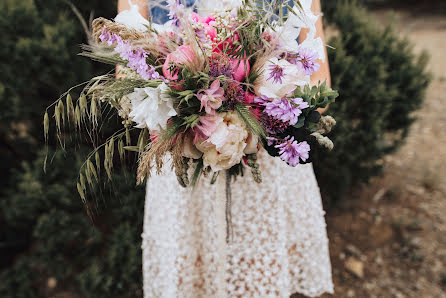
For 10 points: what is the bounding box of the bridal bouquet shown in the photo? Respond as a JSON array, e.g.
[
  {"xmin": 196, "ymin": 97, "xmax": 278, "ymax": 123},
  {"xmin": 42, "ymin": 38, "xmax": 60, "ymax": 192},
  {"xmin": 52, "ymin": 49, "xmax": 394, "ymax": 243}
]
[{"xmin": 44, "ymin": 0, "xmax": 338, "ymax": 200}]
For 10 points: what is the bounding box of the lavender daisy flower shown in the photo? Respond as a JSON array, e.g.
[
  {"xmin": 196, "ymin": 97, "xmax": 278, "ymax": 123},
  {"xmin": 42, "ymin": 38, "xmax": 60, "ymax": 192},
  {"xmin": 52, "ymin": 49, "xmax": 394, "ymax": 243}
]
[
  {"xmin": 99, "ymin": 27, "xmax": 164, "ymax": 81},
  {"xmin": 275, "ymin": 136, "xmax": 310, "ymax": 166},
  {"xmin": 258, "ymin": 96, "xmax": 309, "ymax": 125},
  {"xmin": 267, "ymin": 63, "xmax": 285, "ymax": 84},
  {"xmin": 294, "ymin": 46, "xmax": 321, "ymax": 76}
]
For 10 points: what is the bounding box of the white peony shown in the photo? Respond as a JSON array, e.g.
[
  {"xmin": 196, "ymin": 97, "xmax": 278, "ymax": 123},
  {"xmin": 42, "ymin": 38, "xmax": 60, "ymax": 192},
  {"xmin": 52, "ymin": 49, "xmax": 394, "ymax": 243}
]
[
  {"xmin": 128, "ymin": 83, "xmax": 177, "ymax": 131},
  {"xmin": 255, "ymin": 58, "xmax": 309, "ymax": 99},
  {"xmin": 195, "ymin": 112, "xmax": 249, "ymax": 171}
]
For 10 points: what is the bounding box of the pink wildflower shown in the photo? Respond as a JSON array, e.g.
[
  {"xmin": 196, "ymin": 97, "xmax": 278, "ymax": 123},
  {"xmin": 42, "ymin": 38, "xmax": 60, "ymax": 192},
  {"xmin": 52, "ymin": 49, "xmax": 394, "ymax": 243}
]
[{"xmin": 196, "ymin": 80, "xmax": 226, "ymax": 115}]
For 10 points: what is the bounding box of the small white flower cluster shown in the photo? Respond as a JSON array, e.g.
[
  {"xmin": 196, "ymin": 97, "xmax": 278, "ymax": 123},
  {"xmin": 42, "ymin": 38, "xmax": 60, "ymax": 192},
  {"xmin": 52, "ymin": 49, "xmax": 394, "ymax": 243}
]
[
  {"xmin": 213, "ymin": 12, "xmax": 238, "ymax": 45},
  {"xmin": 190, "ymin": 20, "xmax": 214, "ymax": 54}
]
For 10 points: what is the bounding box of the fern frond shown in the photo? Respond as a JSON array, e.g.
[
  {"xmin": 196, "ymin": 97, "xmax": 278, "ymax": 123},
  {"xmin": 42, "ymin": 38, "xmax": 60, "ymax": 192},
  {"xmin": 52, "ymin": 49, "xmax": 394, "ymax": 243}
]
[{"xmin": 234, "ymin": 103, "xmax": 266, "ymax": 139}]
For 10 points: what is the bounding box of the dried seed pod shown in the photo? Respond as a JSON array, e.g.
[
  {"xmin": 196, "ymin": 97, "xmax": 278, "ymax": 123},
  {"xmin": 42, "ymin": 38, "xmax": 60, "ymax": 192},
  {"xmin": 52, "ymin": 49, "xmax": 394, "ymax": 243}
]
[
  {"xmin": 79, "ymin": 94, "xmax": 87, "ymax": 119},
  {"xmin": 66, "ymin": 93, "xmax": 75, "ymax": 122},
  {"xmin": 75, "ymin": 105, "xmax": 81, "ymax": 129},
  {"xmin": 87, "ymin": 159, "xmax": 98, "ymax": 183},
  {"xmin": 77, "ymin": 182, "xmax": 86, "ymax": 203},
  {"xmin": 58, "ymin": 100, "xmax": 65, "ymax": 126},
  {"xmin": 54, "ymin": 104, "xmax": 61, "ymax": 132},
  {"xmin": 95, "ymin": 151, "xmax": 101, "ymax": 173},
  {"xmin": 44, "ymin": 111, "xmax": 49, "ymax": 140}
]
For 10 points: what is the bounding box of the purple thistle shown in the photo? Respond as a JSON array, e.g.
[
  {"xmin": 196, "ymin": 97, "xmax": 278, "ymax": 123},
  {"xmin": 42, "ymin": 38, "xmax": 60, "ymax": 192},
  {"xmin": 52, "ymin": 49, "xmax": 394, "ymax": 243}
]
[
  {"xmin": 225, "ymin": 81, "xmax": 245, "ymax": 109},
  {"xmin": 209, "ymin": 53, "xmax": 233, "ymax": 78},
  {"xmin": 256, "ymin": 96, "xmax": 309, "ymax": 125},
  {"xmin": 275, "ymin": 136, "xmax": 310, "ymax": 166},
  {"xmin": 260, "ymin": 113, "xmax": 289, "ymax": 134},
  {"xmin": 267, "ymin": 63, "xmax": 285, "ymax": 84},
  {"xmin": 293, "ymin": 46, "xmax": 321, "ymax": 76}
]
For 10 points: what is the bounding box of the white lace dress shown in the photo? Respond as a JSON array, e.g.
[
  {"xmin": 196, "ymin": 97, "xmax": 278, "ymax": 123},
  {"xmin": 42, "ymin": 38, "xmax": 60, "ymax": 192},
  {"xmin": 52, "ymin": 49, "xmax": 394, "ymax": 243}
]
[
  {"xmin": 142, "ymin": 150, "xmax": 333, "ymax": 298},
  {"xmin": 141, "ymin": 1, "xmax": 333, "ymax": 297}
]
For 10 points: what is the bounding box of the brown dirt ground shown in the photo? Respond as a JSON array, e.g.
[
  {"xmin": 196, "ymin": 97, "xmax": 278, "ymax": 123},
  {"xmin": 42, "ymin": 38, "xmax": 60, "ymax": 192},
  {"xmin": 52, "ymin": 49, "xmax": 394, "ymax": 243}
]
[{"xmin": 311, "ymin": 9, "xmax": 446, "ymax": 298}]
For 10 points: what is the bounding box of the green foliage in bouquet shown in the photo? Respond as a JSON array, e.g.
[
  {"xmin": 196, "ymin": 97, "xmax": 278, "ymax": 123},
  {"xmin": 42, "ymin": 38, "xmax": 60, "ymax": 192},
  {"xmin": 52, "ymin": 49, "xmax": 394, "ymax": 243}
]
[{"xmin": 314, "ymin": 0, "xmax": 430, "ymax": 200}]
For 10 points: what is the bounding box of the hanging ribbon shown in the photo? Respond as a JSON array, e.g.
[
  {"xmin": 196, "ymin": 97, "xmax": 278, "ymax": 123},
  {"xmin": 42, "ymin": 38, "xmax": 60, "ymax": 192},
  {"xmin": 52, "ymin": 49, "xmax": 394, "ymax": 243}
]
[
  {"xmin": 225, "ymin": 171, "xmax": 234, "ymax": 243},
  {"xmin": 215, "ymin": 170, "xmax": 234, "ymax": 298}
]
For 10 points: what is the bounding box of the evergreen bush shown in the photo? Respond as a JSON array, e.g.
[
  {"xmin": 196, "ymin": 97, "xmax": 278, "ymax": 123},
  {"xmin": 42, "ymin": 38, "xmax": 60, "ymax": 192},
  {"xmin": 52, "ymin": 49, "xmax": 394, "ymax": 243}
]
[{"xmin": 314, "ymin": 0, "xmax": 430, "ymax": 200}]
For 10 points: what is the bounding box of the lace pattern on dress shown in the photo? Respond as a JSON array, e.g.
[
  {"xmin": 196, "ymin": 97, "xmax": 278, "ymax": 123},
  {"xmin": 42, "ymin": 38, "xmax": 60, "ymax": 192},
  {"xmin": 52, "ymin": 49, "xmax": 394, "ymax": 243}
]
[{"xmin": 142, "ymin": 150, "xmax": 333, "ymax": 297}]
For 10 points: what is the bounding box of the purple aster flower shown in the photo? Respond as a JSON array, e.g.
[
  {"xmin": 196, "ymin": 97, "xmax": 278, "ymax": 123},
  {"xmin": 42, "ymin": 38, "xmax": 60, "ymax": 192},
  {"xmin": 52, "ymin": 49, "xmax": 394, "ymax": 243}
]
[
  {"xmin": 267, "ymin": 63, "xmax": 286, "ymax": 84},
  {"xmin": 294, "ymin": 46, "xmax": 321, "ymax": 76},
  {"xmin": 258, "ymin": 96, "xmax": 309, "ymax": 125},
  {"xmin": 266, "ymin": 137, "xmax": 278, "ymax": 146},
  {"xmin": 275, "ymin": 136, "xmax": 310, "ymax": 166}
]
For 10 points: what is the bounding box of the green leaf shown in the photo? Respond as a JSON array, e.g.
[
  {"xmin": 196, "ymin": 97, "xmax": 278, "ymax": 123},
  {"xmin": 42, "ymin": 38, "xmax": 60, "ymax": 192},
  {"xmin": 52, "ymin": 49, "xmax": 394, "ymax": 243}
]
[
  {"xmin": 293, "ymin": 116, "xmax": 305, "ymax": 128},
  {"xmin": 163, "ymin": 117, "xmax": 185, "ymax": 138},
  {"xmin": 190, "ymin": 159, "xmax": 204, "ymax": 189},
  {"xmin": 306, "ymin": 111, "xmax": 321, "ymax": 123}
]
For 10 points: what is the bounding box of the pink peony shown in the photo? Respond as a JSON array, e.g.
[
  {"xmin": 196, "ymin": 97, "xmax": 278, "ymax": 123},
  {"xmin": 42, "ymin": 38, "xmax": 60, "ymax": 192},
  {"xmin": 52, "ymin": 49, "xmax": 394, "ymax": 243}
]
[
  {"xmin": 196, "ymin": 80, "xmax": 226, "ymax": 115},
  {"xmin": 162, "ymin": 45, "xmax": 196, "ymax": 81},
  {"xmin": 191, "ymin": 13, "xmax": 216, "ymax": 25},
  {"xmin": 192, "ymin": 13, "xmax": 217, "ymax": 41},
  {"xmin": 231, "ymin": 58, "xmax": 250, "ymax": 82},
  {"xmin": 193, "ymin": 114, "xmax": 221, "ymax": 143},
  {"xmin": 244, "ymin": 92, "xmax": 255, "ymax": 104}
]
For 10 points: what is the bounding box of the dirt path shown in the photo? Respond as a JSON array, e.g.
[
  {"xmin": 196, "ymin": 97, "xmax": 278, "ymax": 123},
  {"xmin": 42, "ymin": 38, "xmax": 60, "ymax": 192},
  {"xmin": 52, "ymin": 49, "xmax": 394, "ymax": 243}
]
[{"xmin": 319, "ymin": 10, "xmax": 446, "ymax": 298}]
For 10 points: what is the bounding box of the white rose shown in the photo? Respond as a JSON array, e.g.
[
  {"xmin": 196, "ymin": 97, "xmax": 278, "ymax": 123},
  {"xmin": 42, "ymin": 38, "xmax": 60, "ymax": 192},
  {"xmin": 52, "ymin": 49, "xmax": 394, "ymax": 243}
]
[
  {"xmin": 195, "ymin": 112, "xmax": 249, "ymax": 171},
  {"xmin": 255, "ymin": 58, "xmax": 309, "ymax": 99},
  {"xmin": 128, "ymin": 83, "xmax": 177, "ymax": 131}
]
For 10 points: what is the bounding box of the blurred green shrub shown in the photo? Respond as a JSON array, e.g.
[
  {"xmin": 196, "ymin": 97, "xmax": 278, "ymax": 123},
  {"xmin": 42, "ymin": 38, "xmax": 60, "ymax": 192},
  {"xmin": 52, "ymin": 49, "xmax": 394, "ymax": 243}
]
[
  {"xmin": 0, "ymin": 0, "xmax": 145, "ymax": 297},
  {"xmin": 0, "ymin": 150, "xmax": 144, "ymax": 298},
  {"xmin": 314, "ymin": 0, "xmax": 430, "ymax": 200}
]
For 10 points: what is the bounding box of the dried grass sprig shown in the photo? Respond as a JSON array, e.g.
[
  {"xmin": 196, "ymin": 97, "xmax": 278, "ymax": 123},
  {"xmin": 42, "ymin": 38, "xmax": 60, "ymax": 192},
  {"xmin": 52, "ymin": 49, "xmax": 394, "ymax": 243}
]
[
  {"xmin": 92, "ymin": 17, "xmax": 148, "ymax": 44},
  {"xmin": 136, "ymin": 137, "xmax": 173, "ymax": 185}
]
